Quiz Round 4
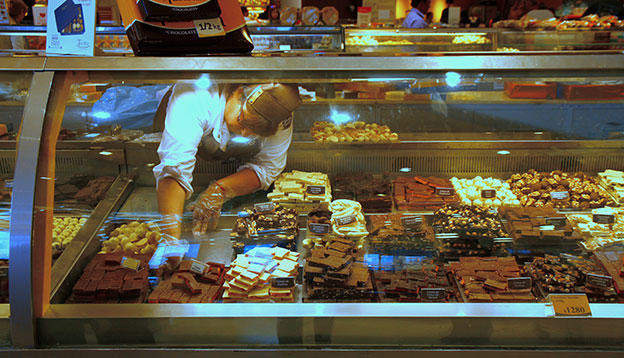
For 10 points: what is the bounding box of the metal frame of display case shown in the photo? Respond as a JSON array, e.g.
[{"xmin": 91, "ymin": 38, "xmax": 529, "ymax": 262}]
[{"xmin": 5, "ymin": 55, "xmax": 624, "ymax": 353}]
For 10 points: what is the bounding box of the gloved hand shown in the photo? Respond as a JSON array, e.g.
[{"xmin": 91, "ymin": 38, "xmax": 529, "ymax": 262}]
[{"xmin": 188, "ymin": 181, "xmax": 235, "ymax": 235}]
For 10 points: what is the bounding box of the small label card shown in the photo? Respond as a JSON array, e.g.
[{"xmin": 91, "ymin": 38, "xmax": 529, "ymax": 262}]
[
  {"xmin": 593, "ymin": 214, "xmax": 615, "ymax": 225},
  {"xmin": 586, "ymin": 273, "xmax": 613, "ymax": 289},
  {"xmin": 121, "ymin": 256, "xmax": 141, "ymax": 271},
  {"xmin": 306, "ymin": 185, "xmax": 326, "ymax": 195},
  {"xmin": 401, "ymin": 215, "xmax": 422, "ymax": 228},
  {"xmin": 508, "ymin": 277, "xmax": 532, "ymax": 290},
  {"xmin": 193, "ymin": 18, "xmax": 225, "ymax": 38},
  {"xmin": 308, "ymin": 223, "xmax": 330, "ymax": 235},
  {"xmin": 189, "ymin": 260, "xmax": 207, "ymax": 275},
  {"xmin": 271, "ymin": 277, "xmax": 295, "ymax": 288},
  {"xmin": 254, "ymin": 202, "xmax": 275, "ymax": 213},
  {"xmin": 548, "ymin": 294, "xmax": 591, "ymax": 317},
  {"xmin": 435, "ymin": 187, "xmax": 455, "ymax": 196},
  {"xmin": 481, "ymin": 189, "xmax": 496, "ymax": 199},
  {"xmin": 551, "ymin": 191, "xmax": 570, "ymax": 201},
  {"xmin": 545, "ymin": 217, "xmax": 567, "ymax": 229},
  {"xmin": 420, "ymin": 288, "xmax": 446, "ymax": 301},
  {"xmin": 335, "ymin": 215, "xmax": 356, "ymax": 226}
]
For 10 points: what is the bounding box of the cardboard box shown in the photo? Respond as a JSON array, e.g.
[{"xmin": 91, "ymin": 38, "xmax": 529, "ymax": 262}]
[
  {"xmin": 33, "ymin": 5, "xmax": 48, "ymax": 25},
  {"xmin": 560, "ymin": 82, "xmax": 624, "ymax": 101},
  {"xmin": 136, "ymin": 0, "xmax": 221, "ymax": 21},
  {"xmin": 504, "ymin": 81, "xmax": 556, "ymax": 99},
  {"xmin": 362, "ymin": 0, "xmax": 395, "ymax": 23}
]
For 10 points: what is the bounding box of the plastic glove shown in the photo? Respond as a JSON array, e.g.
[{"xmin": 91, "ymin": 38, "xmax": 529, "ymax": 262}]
[{"xmin": 188, "ymin": 181, "xmax": 235, "ymax": 235}]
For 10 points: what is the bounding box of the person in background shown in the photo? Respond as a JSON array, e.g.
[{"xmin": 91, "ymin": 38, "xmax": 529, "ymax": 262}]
[
  {"xmin": 0, "ymin": 0, "xmax": 28, "ymax": 51},
  {"xmin": 468, "ymin": 7, "xmax": 483, "ymax": 27},
  {"xmin": 402, "ymin": 0, "xmax": 430, "ymax": 28},
  {"xmin": 153, "ymin": 80, "xmax": 302, "ymax": 241},
  {"xmin": 258, "ymin": 0, "xmax": 281, "ymax": 20},
  {"xmin": 425, "ymin": 11, "xmax": 433, "ymax": 24}
]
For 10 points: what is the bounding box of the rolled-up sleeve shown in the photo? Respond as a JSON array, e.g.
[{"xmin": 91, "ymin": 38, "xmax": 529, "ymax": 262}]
[
  {"xmin": 239, "ymin": 125, "xmax": 293, "ymax": 190},
  {"xmin": 153, "ymin": 84, "xmax": 212, "ymax": 198}
]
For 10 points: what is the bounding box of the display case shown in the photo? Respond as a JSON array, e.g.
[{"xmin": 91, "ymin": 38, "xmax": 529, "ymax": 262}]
[
  {"xmin": 6, "ymin": 55, "xmax": 624, "ymax": 353},
  {"xmin": 248, "ymin": 26, "xmax": 343, "ymax": 52},
  {"xmin": 498, "ymin": 29, "xmax": 624, "ymax": 52}
]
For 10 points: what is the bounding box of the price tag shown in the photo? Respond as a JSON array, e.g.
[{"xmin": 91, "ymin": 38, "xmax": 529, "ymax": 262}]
[
  {"xmin": 279, "ymin": 45, "xmax": 291, "ymax": 51},
  {"xmin": 508, "ymin": 277, "xmax": 531, "ymax": 290},
  {"xmin": 548, "ymin": 294, "xmax": 592, "ymax": 317},
  {"xmin": 551, "ymin": 191, "xmax": 570, "ymax": 201},
  {"xmin": 435, "ymin": 187, "xmax": 455, "ymax": 196},
  {"xmin": 420, "ymin": 288, "xmax": 447, "ymax": 301},
  {"xmin": 121, "ymin": 256, "xmax": 141, "ymax": 271},
  {"xmin": 254, "ymin": 202, "xmax": 275, "ymax": 213},
  {"xmin": 335, "ymin": 215, "xmax": 356, "ymax": 226},
  {"xmin": 593, "ymin": 214, "xmax": 615, "ymax": 225},
  {"xmin": 308, "ymin": 223, "xmax": 330, "ymax": 235},
  {"xmin": 586, "ymin": 273, "xmax": 613, "ymax": 288},
  {"xmin": 481, "ymin": 189, "xmax": 496, "ymax": 199},
  {"xmin": 4, "ymin": 180, "xmax": 13, "ymax": 189},
  {"xmin": 271, "ymin": 277, "xmax": 295, "ymax": 288},
  {"xmin": 545, "ymin": 217, "xmax": 567, "ymax": 229},
  {"xmin": 193, "ymin": 18, "xmax": 225, "ymax": 38},
  {"xmin": 189, "ymin": 260, "xmax": 207, "ymax": 275},
  {"xmin": 306, "ymin": 185, "xmax": 326, "ymax": 195},
  {"xmin": 401, "ymin": 215, "xmax": 422, "ymax": 228}
]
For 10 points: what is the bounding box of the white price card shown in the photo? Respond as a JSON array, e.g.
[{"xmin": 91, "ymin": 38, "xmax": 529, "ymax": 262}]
[
  {"xmin": 47, "ymin": 0, "xmax": 96, "ymax": 56},
  {"xmin": 193, "ymin": 18, "xmax": 225, "ymax": 38}
]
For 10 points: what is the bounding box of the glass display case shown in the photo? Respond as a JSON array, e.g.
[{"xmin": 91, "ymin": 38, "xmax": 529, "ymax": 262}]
[
  {"xmin": 498, "ymin": 29, "xmax": 624, "ymax": 52},
  {"xmin": 344, "ymin": 28, "xmax": 497, "ymax": 53},
  {"xmin": 5, "ymin": 54, "xmax": 624, "ymax": 352},
  {"xmin": 248, "ymin": 26, "xmax": 343, "ymax": 52}
]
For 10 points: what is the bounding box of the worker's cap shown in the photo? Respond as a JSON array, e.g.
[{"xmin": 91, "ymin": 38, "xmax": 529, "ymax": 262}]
[{"xmin": 245, "ymin": 83, "xmax": 302, "ymax": 126}]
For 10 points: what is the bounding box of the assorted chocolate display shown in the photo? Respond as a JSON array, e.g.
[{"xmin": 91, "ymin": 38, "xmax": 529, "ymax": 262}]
[
  {"xmin": 523, "ymin": 255, "xmax": 619, "ymax": 303},
  {"xmin": 68, "ymin": 253, "xmax": 152, "ymax": 303},
  {"xmin": 373, "ymin": 260, "xmax": 459, "ymax": 302},
  {"xmin": 331, "ymin": 172, "xmax": 392, "ymax": 212},
  {"xmin": 499, "ymin": 207, "xmax": 582, "ymax": 245},
  {"xmin": 304, "ymin": 237, "xmax": 374, "ymax": 302},
  {"xmin": 393, "ymin": 176, "xmax": 460, "ymax": 211},
  {"xmin": 231, "ymin": 204, "xmax": 299, "ymax": 251},
  {"xmin": 449, "ymin": 257, "xmax": 536, "ymax": 302},
  {"xmin": 508, "ymin": 170, "xmax": 615, "ymax": 209},
  {"xmin": 148, "ymin": 260, "xmax": 225, "ymax": 303},
  {"xmin": 366, "ymin": 213, "xmax": 435, "ymax": 255},
  {"xmin": 433, "ymin": 205, "xmax": 508, "ymax": 258}
]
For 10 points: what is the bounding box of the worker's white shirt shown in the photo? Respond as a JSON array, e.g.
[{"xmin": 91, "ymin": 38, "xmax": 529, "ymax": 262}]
[{"xmin": 153, "ymin": 82, "xmax": 293, "ymax": 198}]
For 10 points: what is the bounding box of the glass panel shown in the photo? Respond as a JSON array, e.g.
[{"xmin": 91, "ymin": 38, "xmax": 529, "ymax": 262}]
[{"xmin": 43, "ymin": 64, "xmax": 624, "ymax": 348}]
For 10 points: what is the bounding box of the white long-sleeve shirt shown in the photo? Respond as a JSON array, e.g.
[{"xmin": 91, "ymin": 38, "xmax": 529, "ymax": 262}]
[{"xmin": 153, "ymin": 82, "xmax": 293, "ymax": 198}]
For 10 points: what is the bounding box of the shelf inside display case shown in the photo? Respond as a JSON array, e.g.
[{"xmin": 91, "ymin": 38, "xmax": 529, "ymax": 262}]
[{"xmin": 248, "ymin": 26, "xmax": 343, "ymax": 52}]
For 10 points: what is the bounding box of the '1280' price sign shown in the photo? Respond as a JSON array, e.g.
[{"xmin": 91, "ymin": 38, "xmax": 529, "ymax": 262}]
[{"xmin": 548, "ymin": 294, "xmax": 592, "ymax": 317}]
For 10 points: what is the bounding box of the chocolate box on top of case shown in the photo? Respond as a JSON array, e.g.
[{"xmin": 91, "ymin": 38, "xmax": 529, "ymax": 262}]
[
  {"xmin": 504, "ymin": 81, "xmax": 556, "ymax": 99},
  {"xmin": 136, "ymin": 0, "xmax": 221, "ymax": 21},
  {"xmin": 54, "ymin": 0, "xmax": 85, "ymax": 35},
  {"xmin": 117, "ymin": 0, "xmax": 253, "ymax": 56}
]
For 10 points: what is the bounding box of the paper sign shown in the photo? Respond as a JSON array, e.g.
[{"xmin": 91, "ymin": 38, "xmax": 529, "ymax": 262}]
[
  {"xmin": 0, "ymin": 0, "xmax": 9, "ymax": 25},
  {"xmin": 33, "ymin": 5, "xmax": 48, "ymax": 26},
  {"xmin": 420, "ymin": 288, "xmax": 446, "ymax": 301},
  {"xmin": 435, "ymin": 187, "xmax": 455, "ymax": 196},
  {"xmin": 508, "ymin": 277, "xmax": 531, "ymax": 290},
  {"xmin": 448, "ymin": 7, "xmax": 460, "ymax": 25},
  {"xmin": 254, "ymin": 202, "xmax": 275, "ymax": 213},
  {"xmin": 193, "ymin": 18, "xmax": 225, "ymax": 38},
  {"xmin": 308, "ymin": 223, "xmax": 330, "ymax": 235},
  {"xmin": 548, "ymin": 294, "xmax": 592, "ymax": 316},
  {"xmin": 335, "ymin": 215, "xmax": 356, "ymax": 226},
  {"xmin": 481, "ymin": 189, "xmax": 496, "ymax": 198},
  {"xmin": 306, "ymin": 185, "xmax": 326, "ymax": 195},
  {"xmin": 121, "ymin": 256, "xmax": 141, "ymax": 271},
  {"xmin": 47, "ymin": 0, "xmax": 96, "ymax": 56}
]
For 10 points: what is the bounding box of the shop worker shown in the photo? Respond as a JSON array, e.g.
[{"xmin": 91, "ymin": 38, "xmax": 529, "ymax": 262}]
[
  {"xmin": 403, "ymin": 0, "xmax": 430, "ymax": 29},
  {"xmin": 153, "ymin": 81, "xmax": 302, "ymax": 239}
]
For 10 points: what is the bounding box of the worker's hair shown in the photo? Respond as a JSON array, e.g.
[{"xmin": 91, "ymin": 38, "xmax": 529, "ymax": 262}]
[{"xmin": 411, "ymin": 0, "xmax": 427, "ymax": 8}]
